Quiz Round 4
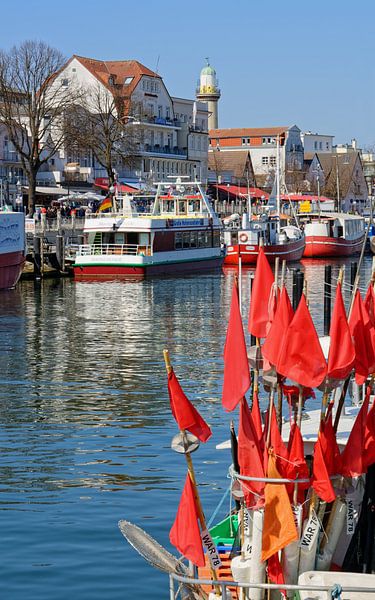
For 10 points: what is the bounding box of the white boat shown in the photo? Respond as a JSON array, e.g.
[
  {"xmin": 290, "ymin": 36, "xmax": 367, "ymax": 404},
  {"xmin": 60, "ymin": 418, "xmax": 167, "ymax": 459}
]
[
  {"xmin": 73, "ymin": 177, "xmax": 224, "ymax": 280},
  {"xmin": 0, "ymin": 210, "xmax": 25, "ymax": 290},
  {"xmin": 302, "ymin": 212, "xmax": 365, "ymax": 258}
]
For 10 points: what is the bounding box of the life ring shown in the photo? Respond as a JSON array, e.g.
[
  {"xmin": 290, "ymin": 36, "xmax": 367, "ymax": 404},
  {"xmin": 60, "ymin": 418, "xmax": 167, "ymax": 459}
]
[{"xmin": 239, "ymin": 233, "xmax": 248, "ymax": 243}]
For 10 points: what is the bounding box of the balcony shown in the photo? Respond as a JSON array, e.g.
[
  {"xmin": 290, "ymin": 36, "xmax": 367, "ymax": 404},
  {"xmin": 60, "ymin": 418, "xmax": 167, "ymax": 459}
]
[
  {"xmin": 141, "ymin": 144, "xmax": 187, "ymax": 157},
  {"xmin": 136, "ymin": 116, "xmax": 182, "ymax": 129}
]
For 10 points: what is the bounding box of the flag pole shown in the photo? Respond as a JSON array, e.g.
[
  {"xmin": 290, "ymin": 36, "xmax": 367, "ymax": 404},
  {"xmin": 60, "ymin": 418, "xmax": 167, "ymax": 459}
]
[
  {"xmin": 277, "ymin": 260, "xmax": 287, "ymax": 431},
  {"xmin": 163, "ymin": 349, "xmax": 221, "ymax": 595}
]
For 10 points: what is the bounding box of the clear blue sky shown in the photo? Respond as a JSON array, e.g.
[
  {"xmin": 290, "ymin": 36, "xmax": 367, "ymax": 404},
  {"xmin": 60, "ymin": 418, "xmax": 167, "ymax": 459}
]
[{"xmin": 4, "ymin": 0, "xmax": 375, "ymax": 148}]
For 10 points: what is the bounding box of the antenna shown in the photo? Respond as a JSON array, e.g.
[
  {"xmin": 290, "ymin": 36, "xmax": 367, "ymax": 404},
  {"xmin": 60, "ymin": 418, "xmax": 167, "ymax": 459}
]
[{"xmin": 155, "ymin": 55, "xmax": 160, "ymax": 75}]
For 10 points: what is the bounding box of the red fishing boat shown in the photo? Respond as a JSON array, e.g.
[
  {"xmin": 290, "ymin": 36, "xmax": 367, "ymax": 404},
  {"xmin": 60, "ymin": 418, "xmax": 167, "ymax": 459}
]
[
  {"xmin": 0, "ymin": 211, "xmax": 25, "ymax": 290},
  {"xmin": 302, "ymin": 212, "xmax": 365, "ymax": 257}
]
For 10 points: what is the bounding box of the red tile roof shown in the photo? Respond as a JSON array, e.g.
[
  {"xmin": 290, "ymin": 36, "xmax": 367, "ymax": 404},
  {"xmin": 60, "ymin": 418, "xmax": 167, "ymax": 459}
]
[{"xmin": 209, "ymin": 127, "xmax": 288, "ymax": 138}]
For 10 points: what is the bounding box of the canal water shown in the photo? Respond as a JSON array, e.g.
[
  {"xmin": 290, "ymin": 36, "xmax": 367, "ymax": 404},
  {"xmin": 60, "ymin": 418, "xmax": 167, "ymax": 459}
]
[{"xmin": 0, "ymin": 256, "xmax": 374, "ymax": 599}]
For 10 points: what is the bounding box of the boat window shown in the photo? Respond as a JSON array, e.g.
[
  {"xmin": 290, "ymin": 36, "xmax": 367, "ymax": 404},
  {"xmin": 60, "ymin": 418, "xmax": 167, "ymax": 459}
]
[
  {"xmin": 178, "ymin": 200, "xmax": 187, "ymax": 215},
  {"xmin": 213, "ymin": 231, "xmax": 220, "ymax": 247},
  {"xmin": 197, "ymin": 232, "xmax": 206, "ymax": 247},
  {"xmin": 175, "ymin": 232, "xmax": 183, "ymax": 249},
  {"xmin": 190, "ymin": 231, "xmax": 198, "ymax": 248},
  {"xmin": 182, "ymin": 232, "xmax": 190, "ymax": 248}
]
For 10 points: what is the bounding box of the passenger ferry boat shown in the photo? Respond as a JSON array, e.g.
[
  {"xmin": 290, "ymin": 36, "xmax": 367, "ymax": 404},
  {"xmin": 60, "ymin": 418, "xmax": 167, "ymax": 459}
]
[
  {"xmin": 302, "ymin": 212, "xmax": 365, "ymax": 258},
  {"xmin": 0, "ymin": 210, "xmax": 25, "ymax": 290},
  {"xmin": 73, "ymin": 178, "xmax": 223, "ymax": 280}
]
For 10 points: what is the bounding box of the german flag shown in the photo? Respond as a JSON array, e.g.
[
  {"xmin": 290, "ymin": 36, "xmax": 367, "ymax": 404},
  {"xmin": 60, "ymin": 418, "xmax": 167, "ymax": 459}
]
[{"xmin": 98, "ymin": 196, "xmax": 112, "ymax": 212}]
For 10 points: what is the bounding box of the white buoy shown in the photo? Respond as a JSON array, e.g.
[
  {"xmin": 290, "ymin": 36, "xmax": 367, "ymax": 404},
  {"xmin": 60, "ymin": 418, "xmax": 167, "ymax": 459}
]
[
  {"xmin": 249, "ymin": 509, "xmax": 265, "ymax": 600},
  {"xmin": 282, "ymin": 504, "xmax": 303, "ymax": 598},
  {"xmin": 298, "ymin": 509, "xmax": 321, "ymax": 575},
  {"xmin": 208, "ymin": 590, "xmax": 233, "ymax": 600},
  {"xmin": 316, "ymin": 499, "xmax": 347, "ymax": 571},
  {"xmin": 332, "ymin": 479, "xmax": 364, "ymax": 567}
]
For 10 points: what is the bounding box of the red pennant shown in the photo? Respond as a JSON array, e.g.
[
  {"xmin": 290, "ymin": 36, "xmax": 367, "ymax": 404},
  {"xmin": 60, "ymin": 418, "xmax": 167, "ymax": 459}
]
[
  {"xmin": 168, "ymin": 370, "xmax": 212, "ymax": 442},
  {"xmin": 286, "ymin": 423, "xmax": 310, "ymax": 503},
  {"xmin": 267, "ymin": 552, "xmax": 286, "ymax": 595},
  {"xmin": 349, "ymin": 291, "xmax": 375, "ymax": 385},
  {"xmin": 238, "ymin": 398, "xmax": 265, "ymax": 508},
  {"xmin": 264, "ymin": 406, "xmax": 289, "ymax": 477},
  {"xmin": 277, "ymin": 294, "xmax": 327, "ymax": 388},
  {"xmin": 312, "ymin": 436, "xmax": 336, "ymax": 503},
  {"xmin": 341, "ymin": 388, "xmax": 370, "ymax": 477},
  {"xmin": 364, "ymin": 396, "xmax": 375, "ymax": 470},
  {"xmin": 169, "ymin": 473, "xmax": 205, "ymax": 566},
  {"xmin": 327, "ymin": 283, "xmax": 355, "ymax": 380},
  {"xmin": 251, "ymin": 390, "xmax": 264, "ymax": 454},
  {"xmin": 248, "ymin": 247, "xmax": 275, "ymax": 339},
  {"xmin": 320, "ymin": 410, "xmax": 342, "ymax": 476},
  {"xmin": 222, "ymin": 283, "xmax": 251, "ymax": 411},
  {"xmin": 263, "ymin": 286, "xmax": 294, "ymax": 367},
  {"xmin": 365, "ymin": 284, "xmax": 375, "ymax": 327}
]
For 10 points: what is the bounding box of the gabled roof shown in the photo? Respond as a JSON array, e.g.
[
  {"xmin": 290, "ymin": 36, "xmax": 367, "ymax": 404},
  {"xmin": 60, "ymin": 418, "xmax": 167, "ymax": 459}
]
[
  {"xmin": 208, "ymin": 149, "xmax": 255, "ymax": 181},
  {"xmin": 316, "ymin": 152, "xmax": 363, "ymax": 198},
  {"xmin": 72, "ymin": 55, "xmax": 160, "ymax": 97},
  {"xmin": 209, "ymin": 126, "xmax": 289, "ymax": 138}
]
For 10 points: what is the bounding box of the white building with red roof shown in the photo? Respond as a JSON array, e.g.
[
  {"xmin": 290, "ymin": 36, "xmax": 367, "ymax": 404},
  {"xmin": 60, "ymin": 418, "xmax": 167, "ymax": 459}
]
[{"xmin": 45, "ymin": 55, "xmax": 209, "ymax": 187}]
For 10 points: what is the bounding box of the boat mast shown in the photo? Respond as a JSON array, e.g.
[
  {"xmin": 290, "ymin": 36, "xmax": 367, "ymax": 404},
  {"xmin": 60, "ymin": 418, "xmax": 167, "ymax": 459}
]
[{"xmin": 276, "ymin": 135, "xmax": 281, "ymax": 231}]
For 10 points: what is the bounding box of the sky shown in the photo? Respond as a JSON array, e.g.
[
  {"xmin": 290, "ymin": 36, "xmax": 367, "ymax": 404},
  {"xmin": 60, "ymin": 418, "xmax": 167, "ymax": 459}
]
[{"xmin": 4, "ymin": 0, "xmax": 375, "ymax": 148}]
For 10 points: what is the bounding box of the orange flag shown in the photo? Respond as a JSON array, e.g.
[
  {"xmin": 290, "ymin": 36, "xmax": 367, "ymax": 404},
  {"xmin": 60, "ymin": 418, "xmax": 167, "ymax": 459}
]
[
  {"xmin": 277, "ymin": 294, "xmax": 327, "ymax": 388},
  {"xmin": 262, "ymin": 286, "xmax": 294, "ymax": 367},
  {"xmin": 327, "ymin": 282, "xmax": 355, "ymax": 381},
  {"xmin": 238, "ymin": 397, "xmax": 265, "ymax": 508},
  {"xmin": 248, "ymin": 247, "xmax": 275, "ymax": 339},
  {"xmin": 169, "ymin": 473, "xmax": 205, "ymax": 567},
  {"xmin": 341, "ymin": 387, "xmax": 370, "ymax": 477},
  {"xmin": 168, "ymin": 370, "xmax": 212, "ymax": 442},
  {"xmin": 261, "ymin": 450, "xmax": 298, "ymax": 562},
  {"xmin": 222, "ymin": 283, "xmax": 251, "ymax": 412}
]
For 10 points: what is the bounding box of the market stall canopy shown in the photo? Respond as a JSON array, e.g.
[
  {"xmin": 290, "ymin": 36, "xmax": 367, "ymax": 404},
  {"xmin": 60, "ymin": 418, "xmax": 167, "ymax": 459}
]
[{"xmin": 214, "ymin": 184, "xmax": 270, "ymax": 200}]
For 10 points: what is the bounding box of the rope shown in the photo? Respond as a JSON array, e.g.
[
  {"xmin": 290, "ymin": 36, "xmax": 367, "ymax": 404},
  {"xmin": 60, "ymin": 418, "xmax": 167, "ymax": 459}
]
[
  {"xmin": 207, "ymin": 483, "xmax": 232, "ymax": 529},
  {"xmin": 330, "ymin": 583, "xmax": 342, "ymax": 599}
]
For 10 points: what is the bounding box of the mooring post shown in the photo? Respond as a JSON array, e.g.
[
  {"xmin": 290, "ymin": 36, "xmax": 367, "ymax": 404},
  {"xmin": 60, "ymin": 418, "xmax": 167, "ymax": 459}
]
[
  {"xmin": 295, "ymin": 270, "xmax": 304, "ymax": 309},
  {"xmin": 324, "ymin": 264, "xmax": 332, "ymax": 335},
  {"xmin": 56, "ymin": 235, "xmax": 65, "ymax": 272},
  {"xmin": 33, "ymin": 235, "xmax": 42, "ymax": 279},
  {"xmin": 350, "ymin": 262, "xmax": 357, "ymax": 290}
]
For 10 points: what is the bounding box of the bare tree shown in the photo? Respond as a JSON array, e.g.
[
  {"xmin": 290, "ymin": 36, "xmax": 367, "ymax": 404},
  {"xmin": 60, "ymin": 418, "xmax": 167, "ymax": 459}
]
[
  {"xmin": 66, "ymin": 82, "xmax": 142, "ymax": 191},
  {"xmin": 209, "ymin": 148, "xmax": 225, "ymax": 200},
  {"xmin": 0, "ymin": 40, "xmax": 82, "ymax": 215}
]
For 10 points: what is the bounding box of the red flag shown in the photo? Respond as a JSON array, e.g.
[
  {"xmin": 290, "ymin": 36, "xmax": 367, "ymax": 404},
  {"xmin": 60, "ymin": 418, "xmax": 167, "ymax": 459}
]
[
  {"xmin": 169, "ymin": 473, "xmax": 205, "ymax": 566},
  {"xmin": 248, "ymin": 247, "xmax": 275, "ymax": 339},
  {"xmin": 267, "ymin": 552, "xmax": 286, "ymax": 595},
  {"xmin": 277, "ymin": 294, "xmax": 327, "ymax": 388},
  {"xmin": 364, "ymin": 395, "xmax": 375, "ymax": 470},
  {"xmin": 251, "ymin": 389, "xmax": 264, "ymax": 454},
  {"xmin": 327, "ymin": 282, "xmax": 355, "ymax": 381},
  {"xmin": 349, "ymin": 290, "xmax": 375, "ymax": 385},
  {"xmin": 168, "ymin": 370, "xmax": 212, "ymax": 442},
  {"xmin": 264, "ymin": 406, "xmax": 289, "ymax": 477},
  {"xmin": 320, "ymin": 409, "xmax": 342, "ymax": 476},
  {"xmin": 312, "ymin": 436, "xmax": 336, "ymax": 503},
  {"xmin": 222, "ymin": 283, "xmax": 251, "ymax": 412},
  {"xmin": 341, "ymin": 388, "xmax": 370, "ymax": 477},
  {"xmin": 238, "ymin": 397, "xmax": 265, "ymax": 508},
  {"xmin": 365, "ymin": 284, "xmax": 375, "ymax": 327},
  {"xmin": 286, "ymin": 423, "xmax": 310, "ymax": 503},
  {"xmin": 263, "ymin": 286, "xmax": 294, "ymax": 367}
]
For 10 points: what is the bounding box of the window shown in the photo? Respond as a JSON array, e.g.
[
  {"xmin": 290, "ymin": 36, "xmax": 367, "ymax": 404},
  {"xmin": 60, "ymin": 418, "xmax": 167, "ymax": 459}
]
[
  {"xmin": 166, "ymin": 107, "xmax": 170, "ymax": 119},
  {"xmin": 319, "ymin": 142, "xmax": 322, "ymax": 149},
  {"xmin": 262, "ymin": 156, "xmax": 269, "ymax": 165},
  {"xmin": 326, "ymin": 142, "xmax": 329, "ymax": 150},
  {"xmin": 158, "ymin": 105, "xmax": 163, "ymax": 117},
  {"xmin": 242, "ymin": 138, "xmax": 247, "ymax": 145},
  {"xmin": 314, "ymin": 141, "xmax": 318, "ymax": 149},
  {"xmin": 270, "ymin": 156, "xmax": 276, "ymax": 166},
  {"xmin": 62, "ymin": 78, "xmax": 69, "ymax": 86},
  {"xmin": 124, "ymin": 77, "xmax": 133, "ymax": 85}
]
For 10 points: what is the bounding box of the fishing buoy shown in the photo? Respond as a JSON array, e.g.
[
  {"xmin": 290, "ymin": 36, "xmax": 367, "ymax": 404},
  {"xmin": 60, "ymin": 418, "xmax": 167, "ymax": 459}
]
[
  {"xmin": 282, "ymin": 505, "xmax": 303, "ymax": 598},
  {"xmin": 208, "ymin": 590, "xmax": 233, "ymax": 600},
  {"xmin": 316, "ymin": 499, "xmax": 347, "ymax": 571},
  {"xmin": 298, "ymin": 509, "xmax": 321, "ymax": 575},
  {"xmin": 231, "ymin": 555, "xmax": 252, "ymax": 583},
  {"xmin": 249, "ymin": 509, "xmax": 265, "ymax": 600},
  {"xmin": 241, "ymin": 507, "xmax": 253, "ymax": 558},
  {"xmin": 332, "ymin": 479, "xmax": 364, "ymax": 567}
]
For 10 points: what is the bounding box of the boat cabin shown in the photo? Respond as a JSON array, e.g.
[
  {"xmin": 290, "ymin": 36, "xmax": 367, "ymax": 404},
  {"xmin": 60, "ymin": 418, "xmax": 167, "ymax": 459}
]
[{"xmin": 302, "ymin": 213, "xmax": 364, "ymax": 240}]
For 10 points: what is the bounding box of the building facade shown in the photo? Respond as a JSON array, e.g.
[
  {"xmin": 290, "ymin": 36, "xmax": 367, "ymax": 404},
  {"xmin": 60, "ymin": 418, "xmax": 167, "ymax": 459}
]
[{"xmin": 45, "ymin": 55, "xmax": 209, "ymax": 187}]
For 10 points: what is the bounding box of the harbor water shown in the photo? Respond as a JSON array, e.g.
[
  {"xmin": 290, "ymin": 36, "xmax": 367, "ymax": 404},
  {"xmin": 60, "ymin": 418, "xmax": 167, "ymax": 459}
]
[{"xmin": 0, "ymin": 256, "xmax": 374, "ymax": 599}]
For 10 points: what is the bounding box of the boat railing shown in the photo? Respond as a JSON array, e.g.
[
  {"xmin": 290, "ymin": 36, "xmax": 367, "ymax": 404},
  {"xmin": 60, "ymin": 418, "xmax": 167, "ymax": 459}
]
[
  {"xmin": 77, "ymin": 244, "xmax": 152, "ymax": 257},
  {"xmin": 168, "ymin": 572, "xmax": 374, "ymax": 599}
]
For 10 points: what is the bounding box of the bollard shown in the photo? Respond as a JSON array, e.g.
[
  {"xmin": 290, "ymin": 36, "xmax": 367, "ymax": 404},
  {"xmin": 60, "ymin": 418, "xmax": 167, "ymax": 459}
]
[
  {"xmin": 350, "ymin": 262, "xmax": 357, "ymax": 289},
  {"xmin": 324, "ymin": 265, "xmax": 332, "ymax": 335},
  {"xmin": 33, "ymin": 235, "xmax": 42, "ymax": 279},
  {"xmin": 56, "ymin": 235, "xmax": 65, "ymax": 272}
]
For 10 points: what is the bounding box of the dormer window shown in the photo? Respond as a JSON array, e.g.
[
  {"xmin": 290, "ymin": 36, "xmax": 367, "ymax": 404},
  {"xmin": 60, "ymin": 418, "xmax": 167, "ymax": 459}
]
[{"xmin": 108, "ymin": 76, "xmax": 115, "ymax": 86}]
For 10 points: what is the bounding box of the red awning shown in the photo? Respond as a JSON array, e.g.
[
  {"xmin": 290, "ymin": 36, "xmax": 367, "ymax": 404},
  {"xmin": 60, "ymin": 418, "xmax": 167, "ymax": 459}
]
[
  {"xmin": 215, "ymin": 185, "xmax": 269, "ymax": 200},
  {"xmin": 94, "ymin": 178, "xmax": 139, "ymax": 193},
  {"xmin": 279, "ymin": 194, "xmax": 332, "ymax": 203}
]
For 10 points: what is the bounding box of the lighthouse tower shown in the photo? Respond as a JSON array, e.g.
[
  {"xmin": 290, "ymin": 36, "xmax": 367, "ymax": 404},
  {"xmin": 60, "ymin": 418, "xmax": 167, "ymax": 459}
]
[{"xmin": 196, "ymin": 58, "xmax": 221, "ymax": 130}]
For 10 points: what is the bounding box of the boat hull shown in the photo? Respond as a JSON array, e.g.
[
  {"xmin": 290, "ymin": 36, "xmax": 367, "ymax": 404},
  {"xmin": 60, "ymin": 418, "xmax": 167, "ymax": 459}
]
[
  {"xmin": 303, "ymin": 234, "xmax": 364, "ymax": 258},
  {"xmin": 0, "ymin": 250, "xmax": 25, "ymax": 290},
  {"xmin": 73, "ymin": 255, "xmax": 224, "ymax": 280},
  {"xmin": 223, "ymin": 237, "xmax": 305, "ymax": 265}
]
